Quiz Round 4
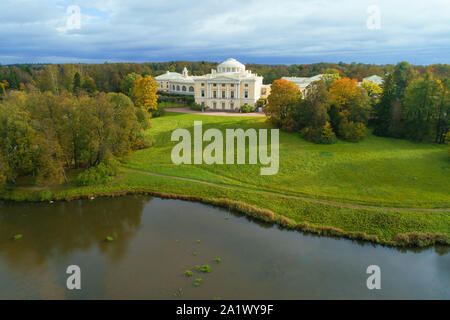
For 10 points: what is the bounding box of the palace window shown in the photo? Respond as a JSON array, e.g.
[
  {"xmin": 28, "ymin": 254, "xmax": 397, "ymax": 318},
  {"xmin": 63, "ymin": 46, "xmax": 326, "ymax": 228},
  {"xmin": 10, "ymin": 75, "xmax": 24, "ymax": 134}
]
[
  {"xmin": 177, "ymin": 85, "xmax": 180, "ymax": 91},
  {"xmin": 182, "ymin": 86, "xmax": 187, "ymax": 92},
  {"xmin": 231, "ymin": 84, "xmax": 234, "ymax": 87},
  {"xmin": 245, "ymin": 91, "xmax": 248, "ymax": 98},
  {"xmin": 201, "ymin": 90, "xmax": 205, "ymax": 97},
  {"xmin": 222, "ymin": 102, "xmax": 225, "ymax": 109},
  {"xmin": 222, "ymin": 91, "xmax": 226, "ymax": 98},
  {"xmin": 213, "ymin": 83, "xmax": 217, "ymax": 87},
  {"xmin": 201, "ymin": 83, "xmax": 205, "ymax": 86},
  {"xmin": 222, "ymin": 84, "xmax": 225, "ymax": 87},
  {"xmin": 245, "ymin": 83, "xmax": 249, "ymax": 87},
  {"xmin": 231, "ymin": 91, "xmax": 235, "ymax": 98},
  {"xmin": 189, "ymin": 86, "xmax": 194, "ymax": 92},
  {"xmin": 213, "ymin": 91, "xmax": 217, "ymax": 98},
  {"xmin": 230, "ymin": 102, "xmax": 234, "ymax": 109},
  {"xmin": 213, "ymin": 102, "xmax": 217, "ymax": 109}
]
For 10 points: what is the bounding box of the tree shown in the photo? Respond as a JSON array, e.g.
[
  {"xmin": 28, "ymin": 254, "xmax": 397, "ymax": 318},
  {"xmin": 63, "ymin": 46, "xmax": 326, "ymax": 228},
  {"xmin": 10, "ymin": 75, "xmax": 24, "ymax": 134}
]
[
  {"xmin": 329, "ymin": 77, "xmax": 371, "ymax": 141},
  {"xmin": 322, "ymin": 72, "xmax": 340, "ymax": 89},
  {"xmin": 81, "ymin": 75, "xmax": 97, "ymax": 94},
  {"xmin": 329, "ymin": 78, "xmax": 359, "ymax": 108},
  {"xmin": 265, "ymin": 79, "xmax": 302, "ymax": 131},
  {"xmin": 373, "ymin": 73, "xmax": 395, "ymax": 137},
  {"xmin": 297, "ymin": 80, "xmax": 331, "ymax": 130},
  {"xmin": 435, "ymin": 79, "xmax": 450, "ymax": 143},
  {"xmin": 121, "ymin": 73, "xmax": 142, "ymax": 97},
  {"xmin": 132, "ymin": 76, "xmax": 159, "ymax": 111},
  {"xmin": 361, "ymin": 80, "xmax": 382, "ymax": 97},
  {"xmin": 402, "ymin": 72, "xmax": 443, "ymax": 141},
  {"xmin": 37, "ymin": 65, "xmax": 60, "ymax": 94},
  {"xmin": 317, "ymin": 121, "xmax": 337, "ymax": 144},
  {"xmin": 0, "ymin": 80, "xmax": 8, "ymax": 95},
  {"xmin": 73, "ymin": 72, "xmax": 81, "ymax": 93}
]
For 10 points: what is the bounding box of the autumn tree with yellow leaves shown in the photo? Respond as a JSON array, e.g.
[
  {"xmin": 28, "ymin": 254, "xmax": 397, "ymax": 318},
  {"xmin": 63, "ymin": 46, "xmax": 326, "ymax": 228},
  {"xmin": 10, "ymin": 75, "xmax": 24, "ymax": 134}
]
[{"xmin": 132, "ymin": 76, "xmax": 159, "ymax": 112}]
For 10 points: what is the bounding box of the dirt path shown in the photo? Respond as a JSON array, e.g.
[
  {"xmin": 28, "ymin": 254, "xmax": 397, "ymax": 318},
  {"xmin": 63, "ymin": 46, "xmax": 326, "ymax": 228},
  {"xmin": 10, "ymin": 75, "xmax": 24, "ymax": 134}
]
[
  {"xmin": 167, "ymin": 107, "xmax": 266, "ymax": 117},
  {"xmin": 122, "ymin": 167, "xmax": 450, "ymax": 213}
]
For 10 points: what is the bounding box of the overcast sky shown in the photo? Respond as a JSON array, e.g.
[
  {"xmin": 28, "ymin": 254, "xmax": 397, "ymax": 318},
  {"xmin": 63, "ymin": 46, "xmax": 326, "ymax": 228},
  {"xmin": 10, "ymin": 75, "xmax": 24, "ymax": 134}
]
[{"xmin": 1, "ymin": 0, "xmax": 449, "ymax": 65}]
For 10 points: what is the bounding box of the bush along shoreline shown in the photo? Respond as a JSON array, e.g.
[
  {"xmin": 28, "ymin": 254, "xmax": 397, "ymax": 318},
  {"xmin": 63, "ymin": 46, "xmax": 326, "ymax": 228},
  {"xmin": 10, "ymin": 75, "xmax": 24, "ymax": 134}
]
[{"xmin": 1, "ymin": 187, "xmax": 448, "ymax": 248}]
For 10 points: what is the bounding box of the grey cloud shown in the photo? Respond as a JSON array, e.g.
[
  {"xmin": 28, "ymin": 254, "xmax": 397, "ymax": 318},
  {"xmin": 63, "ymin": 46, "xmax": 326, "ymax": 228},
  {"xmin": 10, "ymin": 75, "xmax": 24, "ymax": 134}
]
[{"xmin": 0, "ymin": 0, "xmax": 449, "ymax": 64}]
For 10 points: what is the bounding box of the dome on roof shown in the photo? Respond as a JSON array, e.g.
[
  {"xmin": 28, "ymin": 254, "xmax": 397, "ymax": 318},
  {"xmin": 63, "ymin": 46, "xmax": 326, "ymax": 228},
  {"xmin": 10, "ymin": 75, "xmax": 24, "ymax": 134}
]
[{"xmin": 217, "ymin": 58, "xmax": 245, "ymax": 73}]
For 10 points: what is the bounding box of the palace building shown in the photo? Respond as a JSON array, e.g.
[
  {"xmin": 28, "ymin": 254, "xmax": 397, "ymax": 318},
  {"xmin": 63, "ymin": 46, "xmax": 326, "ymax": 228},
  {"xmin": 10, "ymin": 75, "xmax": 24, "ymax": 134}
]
[
  {"xmin": 282, "ymin": 74, "xmax": 324, "ymax": 96},
  {"xmin": 155, "ymin": 67, "xmax": 196, "ymax": 95},
  {"xmin": 156, "ymin": 58, "xmax": 271, "ymax": 111}
]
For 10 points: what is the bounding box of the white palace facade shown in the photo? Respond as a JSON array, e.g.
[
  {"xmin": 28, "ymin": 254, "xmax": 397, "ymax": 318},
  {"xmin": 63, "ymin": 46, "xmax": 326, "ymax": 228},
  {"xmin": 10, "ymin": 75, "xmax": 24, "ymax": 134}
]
[{"xmin": 156, "ymin": 58, "xmax": 271, "ymax": 111}]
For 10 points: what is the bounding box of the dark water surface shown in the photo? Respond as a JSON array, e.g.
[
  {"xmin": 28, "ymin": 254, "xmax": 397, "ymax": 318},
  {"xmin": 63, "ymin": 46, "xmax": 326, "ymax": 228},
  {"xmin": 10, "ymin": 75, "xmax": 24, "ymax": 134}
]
[{"xmin": 0, "ymin": 196, "xmax": 448, "ymax": 299}]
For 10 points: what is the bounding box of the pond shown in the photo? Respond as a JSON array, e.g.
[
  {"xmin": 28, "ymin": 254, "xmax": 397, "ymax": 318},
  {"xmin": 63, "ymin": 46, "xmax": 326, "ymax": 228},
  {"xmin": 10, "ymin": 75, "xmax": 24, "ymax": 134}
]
[{"xmin": 0, "ymin": 196, "xmax": 448, "ymax": 299}]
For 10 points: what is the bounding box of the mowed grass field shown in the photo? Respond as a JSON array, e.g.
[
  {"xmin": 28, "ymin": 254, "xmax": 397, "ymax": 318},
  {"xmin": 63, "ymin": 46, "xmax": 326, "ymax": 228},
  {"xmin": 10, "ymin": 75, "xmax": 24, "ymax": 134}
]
[{"xmin": 124, "ymin": 112, "xmax": 450, "ymax": 209}]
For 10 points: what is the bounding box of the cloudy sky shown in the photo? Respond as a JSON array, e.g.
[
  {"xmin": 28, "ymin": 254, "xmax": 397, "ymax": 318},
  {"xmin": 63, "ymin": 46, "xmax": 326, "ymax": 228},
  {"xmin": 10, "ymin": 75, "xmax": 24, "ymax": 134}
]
[{"xmin": 1, "ymin": 0, "xmax": 449, "ymax": 65}]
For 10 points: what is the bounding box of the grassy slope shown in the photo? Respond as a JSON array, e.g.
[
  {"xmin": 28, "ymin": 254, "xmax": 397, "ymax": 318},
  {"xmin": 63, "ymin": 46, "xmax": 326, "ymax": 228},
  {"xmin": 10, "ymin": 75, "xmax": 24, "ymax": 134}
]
[
  {"xmin": 125, "ymin": 112, "xmax": 450, "ymax": 208},
  {"xmin": 2, "ymin": 111, "xmax": 449, "ymax": 246}
]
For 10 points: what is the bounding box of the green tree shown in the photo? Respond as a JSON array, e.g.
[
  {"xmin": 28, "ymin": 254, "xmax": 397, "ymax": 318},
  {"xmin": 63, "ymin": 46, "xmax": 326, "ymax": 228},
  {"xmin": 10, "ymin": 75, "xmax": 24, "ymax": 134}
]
[
  {"xmin": 403, "ymin": 72, "xmax": 443, "ymax": 141},
  {"xmin": 81, "ymin": 75, "xmax": 97, "ymax": 94},
  {"xmin": 121, "ymin": 73, "xmax": 142, "ymax": 97},
  {"xmin": 73, "ymin": 72, "xmax": 81, "ymax": 93},
  {"xmin": 373, "ymin": 73, "xmax": 396, "ymax": 137}
]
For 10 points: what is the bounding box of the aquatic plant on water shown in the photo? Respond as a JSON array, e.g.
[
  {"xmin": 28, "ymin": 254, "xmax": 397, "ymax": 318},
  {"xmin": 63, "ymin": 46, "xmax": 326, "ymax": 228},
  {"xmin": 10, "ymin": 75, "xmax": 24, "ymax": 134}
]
[
  {"xmin": 196, "ymin": 264, "xmax": 211, "ymax": 273},
  {"xmin": 185, "ymin": 270, "xmax": 193, "ymax": 277},
  {"xmin": 194, "ymin": 278, "xmax": 203, "ymax": 287}
]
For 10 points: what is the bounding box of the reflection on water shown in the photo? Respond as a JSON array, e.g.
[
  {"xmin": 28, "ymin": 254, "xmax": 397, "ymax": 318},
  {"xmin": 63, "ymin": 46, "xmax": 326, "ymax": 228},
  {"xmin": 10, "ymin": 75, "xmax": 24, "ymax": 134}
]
[{"xmin": 0, "ymin": 196, "xmax": 449, "ymax": 299}]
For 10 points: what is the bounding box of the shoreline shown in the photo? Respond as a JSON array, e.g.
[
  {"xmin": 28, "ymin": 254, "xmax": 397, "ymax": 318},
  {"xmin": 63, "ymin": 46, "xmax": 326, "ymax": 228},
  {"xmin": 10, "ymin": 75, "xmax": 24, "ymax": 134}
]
[{"xmin": 2, "ymin": 186, "xmax": 449, "ymax": 249}]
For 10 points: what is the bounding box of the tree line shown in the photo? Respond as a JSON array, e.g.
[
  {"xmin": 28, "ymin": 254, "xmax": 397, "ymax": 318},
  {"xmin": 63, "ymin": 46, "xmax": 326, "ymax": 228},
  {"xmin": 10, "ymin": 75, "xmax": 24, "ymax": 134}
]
[
  {"xmin": 264, "ymin": 62, "xmax": 449, "ymax": 147},
  {"xmin": 1, "ymin": 61, "xmax": 449, "ymax": 92},
  {"xmin": 0, "ymin": 75, "xmax": 159, "ymax": 189}
]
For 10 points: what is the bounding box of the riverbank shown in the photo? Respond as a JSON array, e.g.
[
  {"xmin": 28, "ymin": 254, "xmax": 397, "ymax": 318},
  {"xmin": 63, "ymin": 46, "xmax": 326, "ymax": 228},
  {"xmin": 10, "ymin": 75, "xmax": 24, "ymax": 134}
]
[
  {"xmin": 1, "ymin": 168, "xmax": 449, "ymax": 248},
  {"xmin": 1, "ymin": 111, "xmax": 449, "ymax": 248}
]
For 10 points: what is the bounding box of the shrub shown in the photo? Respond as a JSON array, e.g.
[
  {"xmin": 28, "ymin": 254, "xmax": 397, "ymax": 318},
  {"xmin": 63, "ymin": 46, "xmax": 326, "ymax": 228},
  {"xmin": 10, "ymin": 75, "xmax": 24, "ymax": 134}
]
[
  {"xmin": 256, "ymin": 98, "xmax": 267, "ymax": 109},
  {"xmin": 75, "ymin": 159, "xmax": 119, "ymax": 186},
  {"xmin": 150, "ymin": 104, "xmax": 166, "ymax": 118},
  {"xmin": 317, "ymin": 122, "xmax": 337, "ymax": 144},
  {"xmin": 338, "ymin": 119, "xmax": 366, "ymax": 142},
  {"xmin": 240, "ymin": 105, "xmax": 255, "ymax": 113},
  {"xmin": 190, "ymin": 103, "xmax": 203, "ymax": 111},
  {"xmin": 38, "ymin": 189, "xmax": 53, "ymax": 201}
]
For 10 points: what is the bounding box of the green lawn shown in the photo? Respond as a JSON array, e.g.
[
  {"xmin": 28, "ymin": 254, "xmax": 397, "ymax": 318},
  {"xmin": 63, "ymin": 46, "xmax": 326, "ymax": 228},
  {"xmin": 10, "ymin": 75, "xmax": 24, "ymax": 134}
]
[
  {"xmin": 125, "ymin": 112, "xmax": 450, "ymax": 209},
  {"xmin": 3, "ymin": 111, "xmax": 449, "ymax": 246}
]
